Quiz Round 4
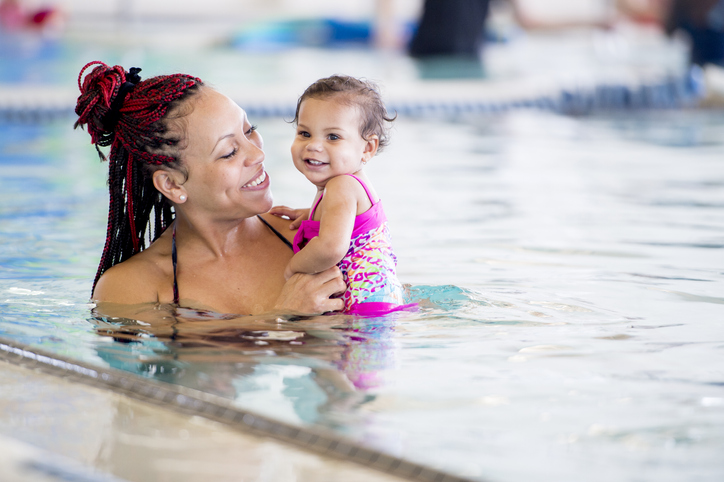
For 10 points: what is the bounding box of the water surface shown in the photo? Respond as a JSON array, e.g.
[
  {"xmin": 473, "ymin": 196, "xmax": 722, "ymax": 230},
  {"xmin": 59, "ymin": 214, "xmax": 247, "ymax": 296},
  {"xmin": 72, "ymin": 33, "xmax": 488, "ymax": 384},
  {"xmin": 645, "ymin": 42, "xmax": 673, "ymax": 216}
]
[{"xmin": 1, "ymin": 108, "xmax": 723, "ymax": 481}]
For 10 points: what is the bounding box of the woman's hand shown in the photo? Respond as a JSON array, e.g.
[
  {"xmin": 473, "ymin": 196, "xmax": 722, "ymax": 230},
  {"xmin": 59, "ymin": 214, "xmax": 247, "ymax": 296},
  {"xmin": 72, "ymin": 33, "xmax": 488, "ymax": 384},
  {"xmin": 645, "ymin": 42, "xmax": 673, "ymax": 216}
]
[
  {"xmin": 269, "ymin": 205, "xmax": 310, "ymax": 230},
  {"xmin": 273, "ymin": 267, "xmax": 346, "ymax": 315}
]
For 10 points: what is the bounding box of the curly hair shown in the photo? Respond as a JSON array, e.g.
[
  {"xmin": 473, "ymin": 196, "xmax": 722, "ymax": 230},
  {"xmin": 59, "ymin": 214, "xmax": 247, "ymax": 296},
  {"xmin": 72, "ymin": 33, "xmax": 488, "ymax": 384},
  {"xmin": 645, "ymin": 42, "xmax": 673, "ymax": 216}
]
[
  {"xmin": 74, "ymin": 61, "xmax": 203, "ymax": 293},
  {"xmin": 292, "ymin": 75, "xmax": 396, "ymax": 152}
]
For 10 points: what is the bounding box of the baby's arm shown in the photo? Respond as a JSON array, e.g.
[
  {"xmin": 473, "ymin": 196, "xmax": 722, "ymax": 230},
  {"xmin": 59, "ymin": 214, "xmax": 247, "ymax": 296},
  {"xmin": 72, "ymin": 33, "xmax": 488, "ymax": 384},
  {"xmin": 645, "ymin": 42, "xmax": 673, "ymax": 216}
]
[{"xmin": 285, "ymin": 176, "xmax": 360, "ymax": 279}]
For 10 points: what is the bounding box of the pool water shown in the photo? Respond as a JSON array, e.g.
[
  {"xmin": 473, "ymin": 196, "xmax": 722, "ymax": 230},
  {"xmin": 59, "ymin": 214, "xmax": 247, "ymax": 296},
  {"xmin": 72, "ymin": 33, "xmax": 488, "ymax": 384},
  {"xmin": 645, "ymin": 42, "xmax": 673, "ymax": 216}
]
[{"xmin": 1, "ymin": 99, "xmax": 723, "ymax": 481}]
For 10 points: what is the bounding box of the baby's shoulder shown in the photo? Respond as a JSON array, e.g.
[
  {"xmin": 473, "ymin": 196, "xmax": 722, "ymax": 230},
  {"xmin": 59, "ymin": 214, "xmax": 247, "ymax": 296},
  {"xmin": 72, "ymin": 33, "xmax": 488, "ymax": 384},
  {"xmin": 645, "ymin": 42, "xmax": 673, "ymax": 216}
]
[
  {"xmin": 323, "ymin": 174, "xmax": 375, "ymax": 212},
  {"xmin": 325, "ymin": 174, "xmax": 370, "ymax": 195}
]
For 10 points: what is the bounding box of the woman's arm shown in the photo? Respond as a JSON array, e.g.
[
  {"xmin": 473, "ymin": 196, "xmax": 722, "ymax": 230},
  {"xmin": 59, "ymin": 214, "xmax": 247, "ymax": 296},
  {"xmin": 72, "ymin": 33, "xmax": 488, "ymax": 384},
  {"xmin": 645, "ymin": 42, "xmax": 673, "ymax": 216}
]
[
  {"xmin": 94, "ymin": 264, "xmax": 346, "ymax": 320},
  {"xmin": 285, "ymin": 176, "xmax": 360, "ymax": 279}
]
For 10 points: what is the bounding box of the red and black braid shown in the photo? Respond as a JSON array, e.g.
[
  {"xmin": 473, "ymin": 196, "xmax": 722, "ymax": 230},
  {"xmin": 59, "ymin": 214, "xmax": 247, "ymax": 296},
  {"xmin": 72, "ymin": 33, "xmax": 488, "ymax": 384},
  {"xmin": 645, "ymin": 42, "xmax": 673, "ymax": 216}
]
[{"xmin": 74, "ymin": 61, "xmax": 203, "ymax": 294}]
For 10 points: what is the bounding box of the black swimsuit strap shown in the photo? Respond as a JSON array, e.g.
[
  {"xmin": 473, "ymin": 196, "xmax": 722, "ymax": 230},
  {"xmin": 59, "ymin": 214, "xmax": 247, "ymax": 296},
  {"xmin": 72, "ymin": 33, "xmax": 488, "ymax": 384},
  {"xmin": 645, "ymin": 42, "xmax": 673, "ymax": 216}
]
[
  {"xmin": 256, "ymin": 214, "xmax": 293, "ymax": 249},
  {"xmin": 171, "ymin": 215, "xmax": 292, "ymax": 305}
]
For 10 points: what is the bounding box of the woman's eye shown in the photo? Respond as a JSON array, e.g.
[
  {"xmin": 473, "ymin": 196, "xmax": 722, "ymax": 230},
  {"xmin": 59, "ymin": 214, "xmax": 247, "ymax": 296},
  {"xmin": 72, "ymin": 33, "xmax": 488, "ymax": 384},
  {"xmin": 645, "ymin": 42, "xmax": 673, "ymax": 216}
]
[
  {"xmin": 221, "ymin": 148, "xmax": 238, "ymax": 159},
  {"xmin": 245, "ymin": 125, "xmax": 258, "ymax": 136}
]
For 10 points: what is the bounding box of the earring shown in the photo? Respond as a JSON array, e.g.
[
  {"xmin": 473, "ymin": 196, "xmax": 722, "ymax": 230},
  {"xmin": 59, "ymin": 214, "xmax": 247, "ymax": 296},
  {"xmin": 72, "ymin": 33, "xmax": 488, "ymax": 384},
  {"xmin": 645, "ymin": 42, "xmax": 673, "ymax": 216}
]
[{"xmin": 179, "ymin": 195, "xmax": 187, "ymax": 202}]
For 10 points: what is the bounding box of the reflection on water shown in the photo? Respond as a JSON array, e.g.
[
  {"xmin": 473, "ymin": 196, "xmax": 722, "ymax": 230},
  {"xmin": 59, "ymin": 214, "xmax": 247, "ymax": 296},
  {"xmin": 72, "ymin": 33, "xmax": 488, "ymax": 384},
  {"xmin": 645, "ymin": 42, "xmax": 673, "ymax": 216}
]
[
  {"xmin": 1, "ymin": 109, "xmax": 724, "ymax": 481},
  {"xmin": 90, "ymin": 306, "xmax": 405, "ymax": 427}
]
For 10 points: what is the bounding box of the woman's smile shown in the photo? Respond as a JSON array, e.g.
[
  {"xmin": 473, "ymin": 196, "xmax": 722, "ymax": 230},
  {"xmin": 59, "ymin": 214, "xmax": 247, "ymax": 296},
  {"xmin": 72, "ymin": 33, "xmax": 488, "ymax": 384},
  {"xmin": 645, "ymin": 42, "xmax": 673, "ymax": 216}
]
[{"xmin": 241, "ymin": 169, "xmax": 268, "ymax": 189}]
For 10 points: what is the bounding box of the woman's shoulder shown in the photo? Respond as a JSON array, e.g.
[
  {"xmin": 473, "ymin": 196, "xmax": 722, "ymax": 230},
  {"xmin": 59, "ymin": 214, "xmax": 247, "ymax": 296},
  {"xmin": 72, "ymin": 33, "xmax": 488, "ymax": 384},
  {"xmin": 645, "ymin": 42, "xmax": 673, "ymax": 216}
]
[{"xmin": 92, "ymin": 238, "xmax": 173, "ymax": 304}]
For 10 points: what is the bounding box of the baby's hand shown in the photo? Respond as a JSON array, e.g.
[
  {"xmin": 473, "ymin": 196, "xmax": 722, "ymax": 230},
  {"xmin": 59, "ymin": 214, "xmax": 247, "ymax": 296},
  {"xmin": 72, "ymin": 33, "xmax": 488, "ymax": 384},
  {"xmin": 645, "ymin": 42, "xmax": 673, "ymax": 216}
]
[
  {"xmin": 269, "ymin": 205, "xmax": 310, "ymax": 230},
  {"xmin": 284, "ymin": 262, "xmax": 295, "ymax": 281}
]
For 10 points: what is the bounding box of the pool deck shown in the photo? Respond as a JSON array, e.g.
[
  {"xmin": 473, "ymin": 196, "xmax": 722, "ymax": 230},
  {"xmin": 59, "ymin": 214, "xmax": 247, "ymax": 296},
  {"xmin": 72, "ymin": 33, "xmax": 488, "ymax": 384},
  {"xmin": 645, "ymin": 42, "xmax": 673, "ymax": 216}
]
[{"xmin": 0, "ymin": 358, "xmax": 412, "ymax": 482}]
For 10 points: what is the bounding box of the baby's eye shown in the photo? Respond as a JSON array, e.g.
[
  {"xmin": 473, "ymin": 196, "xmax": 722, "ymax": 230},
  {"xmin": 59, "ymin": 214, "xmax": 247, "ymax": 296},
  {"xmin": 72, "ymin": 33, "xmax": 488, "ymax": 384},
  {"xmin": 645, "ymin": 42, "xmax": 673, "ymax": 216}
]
[
  {"xmin": 328, "ymin": 133, "xmax": 340, "ymax": 140},
  {"xmin": 298, "ymin": 131, "xmax": 310, "ymax": 138},
  {"xmin": 221, "ymin": 147, "xmax": 238, "ymax": 159},
  {"xmin": 245, "ymin": 125, "xmax": 258, "ymax": 136}
]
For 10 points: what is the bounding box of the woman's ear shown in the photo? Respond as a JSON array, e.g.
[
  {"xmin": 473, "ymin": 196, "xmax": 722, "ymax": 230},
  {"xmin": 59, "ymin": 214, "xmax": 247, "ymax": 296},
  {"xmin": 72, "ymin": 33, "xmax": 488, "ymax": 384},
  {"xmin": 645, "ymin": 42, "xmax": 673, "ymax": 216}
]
[
  {"xmin": 362, "ymin": 134, "xmax": 379, "ymax": 163},
  {"xmin": 152, "ymin": 170, "xmax": 187, "ymax": 204}
]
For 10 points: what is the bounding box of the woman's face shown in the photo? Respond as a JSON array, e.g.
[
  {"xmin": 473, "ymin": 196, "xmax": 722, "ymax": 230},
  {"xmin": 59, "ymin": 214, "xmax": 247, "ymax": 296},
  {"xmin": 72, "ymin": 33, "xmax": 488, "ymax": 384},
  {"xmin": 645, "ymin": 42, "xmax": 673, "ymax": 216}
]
[{"xmin": 177, "ymin": 88, "xmax": 271, "ymax": 220}]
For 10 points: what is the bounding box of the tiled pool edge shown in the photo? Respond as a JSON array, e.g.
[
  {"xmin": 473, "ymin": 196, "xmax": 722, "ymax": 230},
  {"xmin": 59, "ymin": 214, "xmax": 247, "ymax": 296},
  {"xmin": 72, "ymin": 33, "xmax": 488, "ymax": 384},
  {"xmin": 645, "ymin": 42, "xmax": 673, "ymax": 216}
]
[{"xmin": 0, "ymin": 336, "xmax": 479, "ymax": 482}]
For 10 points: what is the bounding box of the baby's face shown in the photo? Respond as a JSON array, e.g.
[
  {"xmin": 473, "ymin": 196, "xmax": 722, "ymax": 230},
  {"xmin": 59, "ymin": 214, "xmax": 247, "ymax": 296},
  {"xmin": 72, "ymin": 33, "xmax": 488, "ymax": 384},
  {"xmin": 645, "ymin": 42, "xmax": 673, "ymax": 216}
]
[{"xmin": 291, "ymin": 97, "xmax": 375, "ymax": 189}]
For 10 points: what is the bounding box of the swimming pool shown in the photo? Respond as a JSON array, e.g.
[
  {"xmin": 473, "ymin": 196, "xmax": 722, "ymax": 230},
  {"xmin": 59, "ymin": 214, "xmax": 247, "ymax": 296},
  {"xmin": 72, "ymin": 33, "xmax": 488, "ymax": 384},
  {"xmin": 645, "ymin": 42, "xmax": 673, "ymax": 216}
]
[
  {"xmin": 2, "ymin": 105, "xmax": 723, "ymax": 481},
  {"xmin": 1, "ymin": 34, "xmax": 723, "ymax": 482}
]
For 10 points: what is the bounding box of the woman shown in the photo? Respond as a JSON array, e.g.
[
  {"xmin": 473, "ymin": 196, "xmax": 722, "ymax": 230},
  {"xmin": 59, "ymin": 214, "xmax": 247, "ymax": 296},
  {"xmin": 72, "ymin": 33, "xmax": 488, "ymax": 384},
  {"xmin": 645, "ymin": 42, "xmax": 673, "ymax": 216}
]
[{"xmin": 75, "ymin": 61, "xmax": 345, "ymax": 317}]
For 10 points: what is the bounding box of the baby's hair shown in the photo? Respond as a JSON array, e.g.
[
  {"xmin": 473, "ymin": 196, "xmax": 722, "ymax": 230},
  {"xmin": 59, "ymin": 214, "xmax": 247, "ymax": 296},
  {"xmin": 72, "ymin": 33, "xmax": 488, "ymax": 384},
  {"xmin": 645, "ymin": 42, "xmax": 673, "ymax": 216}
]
[{"xmin": 292, "ymin": 75, "xmax": 396, "ymax": 152}]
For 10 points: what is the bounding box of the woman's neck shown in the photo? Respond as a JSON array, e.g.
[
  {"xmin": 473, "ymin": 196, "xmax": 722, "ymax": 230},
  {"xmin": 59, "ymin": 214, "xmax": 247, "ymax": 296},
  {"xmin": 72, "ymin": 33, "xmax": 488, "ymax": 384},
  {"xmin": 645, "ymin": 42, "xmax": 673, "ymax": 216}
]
[{"xmin": 173, "ymin": 212, "xmax": 259, "ymax": 259}]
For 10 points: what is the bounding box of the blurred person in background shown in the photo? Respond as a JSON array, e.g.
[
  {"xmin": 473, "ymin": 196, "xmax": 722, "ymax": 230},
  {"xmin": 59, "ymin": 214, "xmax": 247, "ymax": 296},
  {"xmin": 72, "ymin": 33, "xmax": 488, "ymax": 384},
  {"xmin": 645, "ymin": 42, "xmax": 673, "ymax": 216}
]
[
  {"xmin": 404, "ymin": 0, "xmax": 615, "ymax": 78},
  {"xmin": 408, "ymin": 0, "xmax": 492, "ymax": 58},
  {"xmin": 615, "ymin": 0, "xmax": 669, "ymax": 25},
  {"xmin": 616, "ymin": 0, "xmax": 724, "ymax": 103},
  {"xmin": 405, "ymin": 0, "xmax": 491, "ymax": 78},
  {"xmin": 663, "ymin": 0, "xmax": 724, "ymax": 66},
  {"xmin": 0, "ymin": 0, "xmax": 64, "ymax": 35},
  {"xmin": 616, "ymin": 0, "xmax": 724, "ymax": 66},
  {"xmin": 0, "ymin": 0, "xmax": 23, "ymax": 31}
]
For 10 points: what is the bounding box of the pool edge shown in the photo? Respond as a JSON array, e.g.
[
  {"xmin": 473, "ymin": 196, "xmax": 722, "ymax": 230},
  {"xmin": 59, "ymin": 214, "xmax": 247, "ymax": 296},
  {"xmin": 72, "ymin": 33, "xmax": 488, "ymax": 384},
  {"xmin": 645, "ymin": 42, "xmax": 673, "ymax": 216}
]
[{"xmin": 0, "ymin": 336, "xmax": 480, "ymax": 482}]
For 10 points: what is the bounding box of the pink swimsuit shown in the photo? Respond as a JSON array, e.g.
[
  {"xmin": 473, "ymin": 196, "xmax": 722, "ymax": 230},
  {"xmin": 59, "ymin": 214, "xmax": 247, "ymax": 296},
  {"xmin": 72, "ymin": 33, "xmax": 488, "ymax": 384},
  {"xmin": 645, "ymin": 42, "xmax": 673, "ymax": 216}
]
[{"xmin": 292, "ymin": 175, "xmax": 412, "ymax": 316}]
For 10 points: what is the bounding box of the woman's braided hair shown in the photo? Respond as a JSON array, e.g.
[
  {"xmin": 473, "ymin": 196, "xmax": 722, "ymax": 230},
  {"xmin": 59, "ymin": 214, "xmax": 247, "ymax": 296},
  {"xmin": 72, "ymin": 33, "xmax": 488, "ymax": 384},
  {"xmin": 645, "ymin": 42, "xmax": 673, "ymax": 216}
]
[{"xmin": 74, "ymin": 61, "xmax": 203, "ymax": 293}]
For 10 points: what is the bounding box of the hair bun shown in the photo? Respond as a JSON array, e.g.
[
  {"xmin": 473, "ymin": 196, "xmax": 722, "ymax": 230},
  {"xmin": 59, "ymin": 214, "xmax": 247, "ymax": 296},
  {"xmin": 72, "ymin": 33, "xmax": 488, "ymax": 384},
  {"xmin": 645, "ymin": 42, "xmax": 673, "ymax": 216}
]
[{"xmin": 74, "ymin": 61, "xmax": 127, "ymax": 147}]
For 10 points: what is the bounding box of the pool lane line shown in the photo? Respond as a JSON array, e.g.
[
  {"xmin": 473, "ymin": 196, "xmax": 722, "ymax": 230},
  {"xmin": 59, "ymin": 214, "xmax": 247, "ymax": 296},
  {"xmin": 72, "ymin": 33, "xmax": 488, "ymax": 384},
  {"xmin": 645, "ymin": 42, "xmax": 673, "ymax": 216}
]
[
  {"xmin": 0, "ymin": 336, "xmax": 481, "ymax": 482},
  {"xmin": 0, "ymin": 66, "xmax": 703, "ymax": 123}
]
